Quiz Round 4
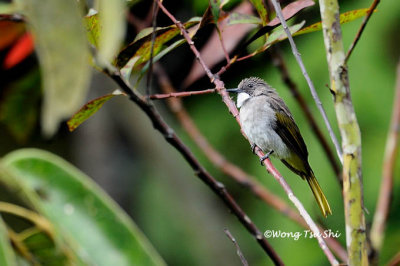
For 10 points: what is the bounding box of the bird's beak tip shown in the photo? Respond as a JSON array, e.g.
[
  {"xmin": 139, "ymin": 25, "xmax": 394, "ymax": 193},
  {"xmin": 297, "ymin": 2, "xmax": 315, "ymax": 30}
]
[{"xmin": 226, "ymin": 88, "xmax": 241, "ymax": 93}]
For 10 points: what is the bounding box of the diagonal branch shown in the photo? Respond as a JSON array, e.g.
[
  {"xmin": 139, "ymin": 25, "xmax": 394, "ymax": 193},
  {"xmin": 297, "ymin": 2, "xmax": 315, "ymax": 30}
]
[
  {"xmin": 269, "ymin": 0, "xmax": 343, "ymax": 165},
  {"xmin": 154, "ymin": 63, "xmax": 348, "ymax": 262},
  {"xmin": 370, "ymin": 58, "xmax": 400, "ymax": 258},
  {"xmin": 103, "ymin": 68, "xmax": 284, "ymax": 265},
  {"xmin": 345, "ymin": 0, "xmax": 380, "ymax": 63},
  {"xmin": 157, "ymin": 1, "xmax": 338, "ymax": 264}
]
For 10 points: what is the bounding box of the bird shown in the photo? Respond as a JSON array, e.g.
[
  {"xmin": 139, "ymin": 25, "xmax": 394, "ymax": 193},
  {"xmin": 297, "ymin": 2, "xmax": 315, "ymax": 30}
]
[{"xmin": 227, "ymin": 77, "xmax": 332, "ymax": 217}]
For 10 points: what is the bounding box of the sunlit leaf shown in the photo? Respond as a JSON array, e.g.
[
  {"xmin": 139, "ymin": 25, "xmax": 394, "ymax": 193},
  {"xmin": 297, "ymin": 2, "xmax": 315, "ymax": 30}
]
[
  {"xmin": 84, "ymin": 12, "xmax": 100, "ymax": 48},
  {"xmin": 226, "ymin": 12, "xmax": 261, "ymax": 25},
  {"xmin": 116, "ymin": 17, "xmax": 201, "ymax": 69},
  {"xmin": 249, "ymin": 0, "xmax": 268, "ymax": 25},
  {"xmin": 97, "ymin": 0, "xmax": 126, "ymax": 65},
  {"xmin": 67, "ymin": 90, "xmax": 124, "ymax": 132},
  {"xmin": 15, "ymin": 0, "xmax": 92, "ymax": 137},
  {"xmin": 210, "ymin": 0, "xmax": 221, "ymax": 24},
  {"xmin": 2, "ymin": 149, "xmax": 166, "ymax": 266},
  {"xmin": 293, "ymin": 8, "xmax": 375, "ymax": 36},
  {"xmin": 266, "ymin": 21, "xmax": 305, "ymax": 45},
  {"xmin": 0, "ymin": 217, "xmax": 17, "ymax": 266}
]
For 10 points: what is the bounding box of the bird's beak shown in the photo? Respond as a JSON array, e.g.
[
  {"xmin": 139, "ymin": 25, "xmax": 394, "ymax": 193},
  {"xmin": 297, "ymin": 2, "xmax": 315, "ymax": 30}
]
[{"xmin": 226, "ymin": 88, "xmax": 243, "ymax": 93}]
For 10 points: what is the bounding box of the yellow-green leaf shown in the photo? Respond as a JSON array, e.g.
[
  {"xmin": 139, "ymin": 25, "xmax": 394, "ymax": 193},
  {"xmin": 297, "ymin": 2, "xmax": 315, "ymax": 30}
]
[
  {"xmin": 293, "ymin": 8, "xmax": 375, "ymax": 37},
  {"xmin": 67, "ymin": 91, "xmax": 124, "ymax": 132},
  {"xmin": 116, "ymin": 18, "xmax": 201, "ymax": 69},
  {"xmin": 249, "ymin": 0, "xmax": 268, "ymax": 25}
]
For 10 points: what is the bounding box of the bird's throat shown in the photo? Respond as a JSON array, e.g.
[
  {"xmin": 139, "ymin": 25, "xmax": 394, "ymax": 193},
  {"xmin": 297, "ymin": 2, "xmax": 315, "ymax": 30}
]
[{"xmin": 237, "ymin": 92, "xmax": 250, "ymax": 108}]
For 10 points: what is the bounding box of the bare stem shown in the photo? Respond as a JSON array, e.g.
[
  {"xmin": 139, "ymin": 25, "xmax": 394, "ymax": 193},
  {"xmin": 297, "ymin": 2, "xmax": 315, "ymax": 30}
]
[
  {"xmin": 149, "ymin": 89, "xmax": 217, "ymax": 100},
  {"xmin": 345, "ymin": 0, "xmax": 380, "ymax": 63},
  {"xmin": 157, "ymin": 1, "xmax": 338, "ymax": 264},
  {"xmin": 105, "ymin": 68, "xmax": 284, "ymax": 265},
  {"xmin": 224, "ymin": 229, "xmax": 249, "ymax": 266},
  {"xmin": 269, "ymin": 0, "xmax": 343, "ymax": 165},
  {"xmin": 318, "ymin": 0, "xmax": 368, "ymax": 265},
  {"xmin": 370, "ymin": 59, "xmax": 400, "ymax": 257}
]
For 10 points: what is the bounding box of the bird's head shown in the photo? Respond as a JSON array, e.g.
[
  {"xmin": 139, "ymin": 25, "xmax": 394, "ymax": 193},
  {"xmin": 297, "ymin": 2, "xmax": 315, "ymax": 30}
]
[{"xmin": 227, "ymin": 77, "xmax": 275, "ymax": 108}]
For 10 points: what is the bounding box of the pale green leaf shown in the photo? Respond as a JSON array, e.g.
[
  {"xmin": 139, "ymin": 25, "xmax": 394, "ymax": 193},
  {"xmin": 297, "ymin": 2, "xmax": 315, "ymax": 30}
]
[
  {"xmin": 0, "ymin": 217, "xmax": 17, "ymax": 266},
  {"xmin": 97, "ymin": 0, "xmax": 126, "ymax": 65},
  {"xmin": 15, "ymin": 0, "xmax": 91, "ymax": 137}
]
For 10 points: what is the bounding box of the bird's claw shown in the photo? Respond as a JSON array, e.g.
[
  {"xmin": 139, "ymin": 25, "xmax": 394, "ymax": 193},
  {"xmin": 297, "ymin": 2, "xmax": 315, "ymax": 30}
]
[{"xmin": 260, "ymin": 150, "xmax": 274, "ymax": 166}]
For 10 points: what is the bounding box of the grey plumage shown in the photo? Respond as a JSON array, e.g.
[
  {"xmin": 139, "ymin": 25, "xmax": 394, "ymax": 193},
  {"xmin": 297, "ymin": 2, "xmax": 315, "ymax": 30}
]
[{"xmin": 230, "ymin": 77, "xmax": 332, "ymax": 217}]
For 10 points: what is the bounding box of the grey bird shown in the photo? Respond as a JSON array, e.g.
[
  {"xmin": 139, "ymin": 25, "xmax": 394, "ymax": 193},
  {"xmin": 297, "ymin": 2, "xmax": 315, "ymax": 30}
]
[{"xmin": 227, "ymin": 77, "xmax": 332, "ymax": 217}]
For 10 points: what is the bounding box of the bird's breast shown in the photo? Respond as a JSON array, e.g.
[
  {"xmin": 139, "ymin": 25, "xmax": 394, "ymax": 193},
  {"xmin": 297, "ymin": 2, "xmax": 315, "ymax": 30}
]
[{"xmin": 240, "ymin": 97, "xmax": 290, "ymax": 159}]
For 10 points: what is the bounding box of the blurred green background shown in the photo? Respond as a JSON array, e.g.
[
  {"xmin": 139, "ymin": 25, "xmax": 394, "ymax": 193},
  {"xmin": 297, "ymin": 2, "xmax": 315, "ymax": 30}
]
[{"xmin": 1, "ymin": 0, "xmax": 400, "ymax": 265}]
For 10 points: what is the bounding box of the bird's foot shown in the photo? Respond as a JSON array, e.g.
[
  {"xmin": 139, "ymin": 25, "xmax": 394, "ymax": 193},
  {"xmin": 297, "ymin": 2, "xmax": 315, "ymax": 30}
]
[
  {"xmin": 260, "ymin": 150, "xmax": 274, "ymax": 166},
  {"xmin": 251, "ymin": 143, "xmax": 257, "ymax": 154}
]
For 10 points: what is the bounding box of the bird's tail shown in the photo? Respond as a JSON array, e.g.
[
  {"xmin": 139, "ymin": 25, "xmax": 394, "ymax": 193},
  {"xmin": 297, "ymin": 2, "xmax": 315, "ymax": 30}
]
[{"xmin": 306, "ymin": 172, "xmax": 332, "ymax": 217}]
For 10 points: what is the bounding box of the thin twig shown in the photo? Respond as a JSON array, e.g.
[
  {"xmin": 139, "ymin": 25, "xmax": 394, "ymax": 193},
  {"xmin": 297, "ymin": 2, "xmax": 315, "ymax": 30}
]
[
  {"xmin": 149, "ymin": 89, "xmax": 217, "ymax": 100},
  {"xmin": 388, "ymin": 250, "xmax": 400, "ymax": 266},
  {"xmin": 224, "ymin": 228, "xmax": 249, "ymax": 266},
  {"xmin": 146, "ymin": 0, "xmax": 159, "ymax": 98},
  {"xmin": 269, "ymin": 0, "xmax": 343, "ymax": 165},
  {"xmin": 270, "ymin": 47, "xmax": 341, "ymax": 182},
  {"xmin": 345, "ymin": 0, "xmax": 380, "ymax": 63},
  {"xmin": 154, "ymin": 63, "xmax": 348, "ymax": 262},
  {"xmin": 157, "ymin": 1, "xmax": 339, "ymax": 264},
  {"xmin": 370, "ymin": 58, "xmax": 400, "ymax": 256},
  {"xmin": 104, "ymin": 68, "xmax": 284, "ymax": 266},
  {"xmin": 0, "ymin": 202, "xmax": 53, "ymax": 238}
]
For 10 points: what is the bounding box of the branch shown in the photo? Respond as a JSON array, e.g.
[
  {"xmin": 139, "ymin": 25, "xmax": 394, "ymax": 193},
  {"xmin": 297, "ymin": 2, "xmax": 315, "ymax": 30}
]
[
  {"xmin": 157, "ymin": 1, "xmax": 338, "ymax": 264},
  {"xmin": 103, "ymin": 68, "xmax": 284, "ymax": 265},
  {"xmin": 146, "ymin": 0, "xmax": 159, "ymax": 98},
  {"xmin": 388, "ymin": 251, "xmax": 400, "ymax": 266},
  {"xmin": 224, "ymin": 228, "xmax": 249, "ymax": 266},
  {"xmin": 370, "ymin": 58, "xmax": 400, "ymax": 256},
  {"xmin": 345, "ymin": 0, "xmax": 380, "ymax": 63},
  {"xmin": 318, "ymin": 0, "xmax": 368, "ymax": 265},
  {"xmin": 269, "ymin": 0, "xmax": 343, "ymax": 165},
  {"xmin": 270, "ymin": 47, "xmax": 341, "ymax": 181},
  {"xmin": 154, "ymin": 63, "xmax": 348, "ymax": 262},
  {"xmin": 149, "ymin": 89, "xmax": 217, "ymax": 100}
]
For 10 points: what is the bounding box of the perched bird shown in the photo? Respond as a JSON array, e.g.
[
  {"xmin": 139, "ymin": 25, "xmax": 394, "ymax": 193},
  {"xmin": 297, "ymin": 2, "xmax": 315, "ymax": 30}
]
[{"xmin": 227, "ymin": 77, "xmax": 332, "ymax": 217}]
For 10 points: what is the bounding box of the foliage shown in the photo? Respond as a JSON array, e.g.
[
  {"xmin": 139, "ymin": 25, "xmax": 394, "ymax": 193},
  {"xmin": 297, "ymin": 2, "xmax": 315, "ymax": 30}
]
[{"xmin": 0, "ymin": 0, "xmax": 398, "ymax": 265}]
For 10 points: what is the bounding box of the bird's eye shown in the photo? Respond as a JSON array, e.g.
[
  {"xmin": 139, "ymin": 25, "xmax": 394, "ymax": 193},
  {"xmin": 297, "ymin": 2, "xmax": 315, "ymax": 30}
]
[{"xmin": 248, "ymin": 84, "xmax": 253, "ymax": 88}]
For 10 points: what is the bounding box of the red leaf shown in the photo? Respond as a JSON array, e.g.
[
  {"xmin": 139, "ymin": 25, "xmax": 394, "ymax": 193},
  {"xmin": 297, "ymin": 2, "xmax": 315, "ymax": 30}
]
[
  {"xmin": 3, "ymin": 32, "xmax": 34, "ymax": 69},
  {"xmin": 267, "ymin": 0, "xmax": 314, "ymax": 26}
]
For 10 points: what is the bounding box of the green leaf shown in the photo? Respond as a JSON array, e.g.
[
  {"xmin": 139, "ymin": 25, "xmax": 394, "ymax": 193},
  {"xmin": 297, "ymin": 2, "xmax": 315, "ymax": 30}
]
[
  {"xmin": 97, "ymin": 0, "xmax": 126, "ymax": 65},
  {"xmin": 293, "ymin": 8, "xmax": 375, "ymax": 37},
  {"xmin": 67, "ymin": 91, "xmax": 124, "ymax": 132},
  {"xmin": 84, "ymin": 12, "xmax": 100, "ymax": 48},
  {"xmin": 249, "ymin": 0, "xmax": 268, "ymax": 25},
  {"xmin": 210, "ymin": 0, "xmax": 221, "ymax": 24},
  {"xmin": 2, "ymin": 149, "xmax": 166, "ymax": 266},
  {"xmin": 15, "ymin": 0, "xmax": 92, "ymax": 137},
  {"xmin": 116, "ymin": 17, "xmax": 201, "ymax": 69},
  {"xmin": 0, "ymin": 68, "xmax": 41, "ymax": 143},
  {"xmin": 226, "ymin": 12, "xmax": 262, "ymax": 25},
  {"xmin": 0, "ymin": 217, "xmax": 17, "ymax": 266}
]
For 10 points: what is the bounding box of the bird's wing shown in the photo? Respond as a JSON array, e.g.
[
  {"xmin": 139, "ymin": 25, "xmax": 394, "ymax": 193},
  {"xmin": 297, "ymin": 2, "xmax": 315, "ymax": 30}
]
[{"xmin": 274, "ymin": 110, "xmax": 308, "ymax": 159}]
